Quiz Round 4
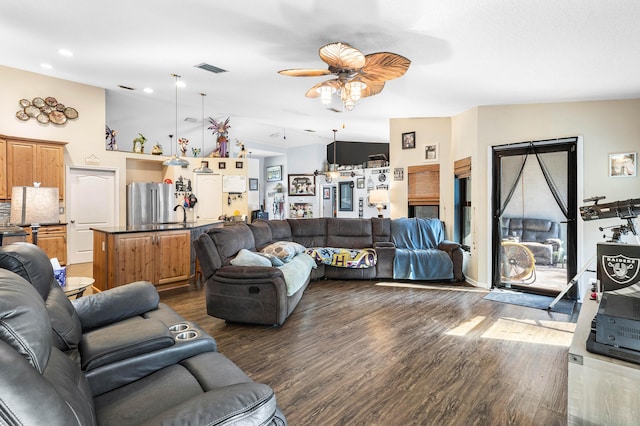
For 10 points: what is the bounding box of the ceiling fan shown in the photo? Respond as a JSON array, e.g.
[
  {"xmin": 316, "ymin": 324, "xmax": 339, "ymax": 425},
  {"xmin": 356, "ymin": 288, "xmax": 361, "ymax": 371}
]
[{"xmin": 278, "ymin": 42, "xmax": 411, "ymax": 110}]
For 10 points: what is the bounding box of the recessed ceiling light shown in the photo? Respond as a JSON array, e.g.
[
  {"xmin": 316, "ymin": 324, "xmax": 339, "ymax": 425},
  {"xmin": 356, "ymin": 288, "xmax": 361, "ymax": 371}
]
[
  {"xmin": 143, "ymin": 87, "xmax": 153, "ymax": 93},
  {"xmin": 58, "ymin": 49, "xmax": 73, "ymax": 57},
  {"xmin": 40, "ymin": 63, "xmax": 53, "ymax": 69}
]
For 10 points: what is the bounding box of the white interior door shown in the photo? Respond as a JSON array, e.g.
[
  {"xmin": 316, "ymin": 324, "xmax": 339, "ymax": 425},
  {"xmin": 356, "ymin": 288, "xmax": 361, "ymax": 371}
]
[
  {"xmin": 66, "ymin": 166, "xmax": 118, "ymax": 264},
  {"xmin": 194, "ymin": 173, "xmax": 222, "ymax": 221}
]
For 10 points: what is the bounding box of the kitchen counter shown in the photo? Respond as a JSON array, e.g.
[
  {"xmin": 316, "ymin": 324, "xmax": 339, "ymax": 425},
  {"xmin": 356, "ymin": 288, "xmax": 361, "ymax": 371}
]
[
  {"xmin": 90, "ymin": 220, "xmax": 222, "ymax": 234},
  {"xmin": 92, "ymin": 221, "xmax": 223, "ymax": 292}
]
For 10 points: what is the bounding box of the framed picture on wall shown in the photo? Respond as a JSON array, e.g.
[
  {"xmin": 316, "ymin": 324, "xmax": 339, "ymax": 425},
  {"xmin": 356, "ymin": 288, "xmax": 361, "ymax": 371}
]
[
  {"xmin": 288, "ymin": 174, "xmax": 316, "ymax": 196},
  {"xmin": 323, "ymin": 187, "xmax": 331, "ymax": 199},
  {"xmin": 289, "ymin": 202, "xmax": 314, "ymax": 218},
  {"xmin": 609, "ymin": 152, "xmax": 637, "ymax": 177},
  {"xmin": 357, "ymin": 177, "xmax": 365, "ymax": 189},
  {"xmin": 402, "ymin": 131, "xmax": 416, "ymax": 149},
  {"xmin": 425, "ymin": 144, "xmax": 438, "ymax": 161},
  {"xmin": 218, "ymin": 162, "xmax": 226, "ymax": 169},
  {"xmin": 266, "ymin": 165, "xmax": 282, "ymax": 182},
  {"xmin": 339, "ymin": 181, "xmax": 353, "ymax": 211},
  {"xmin": 249, "ymin": 178, "xmax": 258, "ymax": 191}
]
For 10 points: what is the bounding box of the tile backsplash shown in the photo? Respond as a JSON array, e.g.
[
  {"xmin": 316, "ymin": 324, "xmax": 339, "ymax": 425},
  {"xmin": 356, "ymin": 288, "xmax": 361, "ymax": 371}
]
[{"xmin": 0, "ymin": 202, "xmax": 11, "ymax": 225}]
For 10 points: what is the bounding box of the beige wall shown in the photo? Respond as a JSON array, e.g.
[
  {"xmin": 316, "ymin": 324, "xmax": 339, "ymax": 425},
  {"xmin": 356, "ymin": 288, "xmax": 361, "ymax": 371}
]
[
  {"xmin": 389, "ymin": 117, "xmax": 451, "ymax": 218},
  {"xmin": 392, "ymin": 99, "xmax": 640, "ymax": 290}
]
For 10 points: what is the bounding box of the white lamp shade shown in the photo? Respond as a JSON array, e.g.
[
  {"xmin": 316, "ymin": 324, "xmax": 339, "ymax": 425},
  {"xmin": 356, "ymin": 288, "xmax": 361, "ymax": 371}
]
[
  {"xmin": 369, "ymin": 189, "xmax": 389, "ymax": 205},
  {"xmin": 10, "ymin": 186, "xmax": 59, "ymax": 225}
]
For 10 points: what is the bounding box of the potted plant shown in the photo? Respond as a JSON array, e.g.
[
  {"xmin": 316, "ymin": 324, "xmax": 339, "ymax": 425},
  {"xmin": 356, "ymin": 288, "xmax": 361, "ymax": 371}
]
[{"xmin": 133, "ymin": 133, "xmax": 147, "ymax": 153}]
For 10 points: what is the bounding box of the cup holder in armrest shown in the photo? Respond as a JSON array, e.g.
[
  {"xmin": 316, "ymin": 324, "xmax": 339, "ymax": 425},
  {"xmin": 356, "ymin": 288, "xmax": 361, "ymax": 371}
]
[
  {"xmin": 175, "ymin": 330, "xmax": 199, "ymax": 340},
  {"xmin": 169, "ymin": 323, "xmax": 190, "ymax": 332}
]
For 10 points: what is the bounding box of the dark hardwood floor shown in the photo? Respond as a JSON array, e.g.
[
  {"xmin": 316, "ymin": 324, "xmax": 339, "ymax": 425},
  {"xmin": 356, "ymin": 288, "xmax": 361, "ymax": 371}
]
[{"xmin": 160, "ymin": 279, "xmax": 576, "ymax": 425}]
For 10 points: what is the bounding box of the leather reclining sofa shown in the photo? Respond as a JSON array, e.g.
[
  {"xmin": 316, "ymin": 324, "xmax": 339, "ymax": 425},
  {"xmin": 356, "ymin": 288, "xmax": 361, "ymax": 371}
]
[
  {"xmin": 194, "ymin": 217, "xmax": 464, "ymax": 326},
  {"xmin": 0, "ymin": 243, "xmax": 287, "ymax": 425},
  {"xmin": 501, "ymin": 217, "xmax": 564, "ymax": 266}
]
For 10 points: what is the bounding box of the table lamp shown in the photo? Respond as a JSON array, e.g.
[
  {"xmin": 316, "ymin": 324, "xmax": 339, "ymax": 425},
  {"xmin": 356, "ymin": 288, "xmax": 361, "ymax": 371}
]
[
  {"xmin": 10, "ymin": 185, "xmax": 59, "ymax": 245},
  {"xmin": 369, "ymin": 189, "xmax": 389, "ymax": 218}
]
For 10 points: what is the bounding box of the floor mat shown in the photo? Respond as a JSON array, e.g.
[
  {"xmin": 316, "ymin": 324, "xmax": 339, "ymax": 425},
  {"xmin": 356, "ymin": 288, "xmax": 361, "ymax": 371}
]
[{"xmin": 484, "ymin": 288, "xmax": 576, "ymax": 315}]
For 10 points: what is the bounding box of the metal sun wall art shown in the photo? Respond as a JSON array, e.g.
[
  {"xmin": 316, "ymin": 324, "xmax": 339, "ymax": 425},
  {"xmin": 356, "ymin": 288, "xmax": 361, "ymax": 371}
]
[{"xmin": 16, "ymin": 97, "xmax": 79, "ymax": 125}]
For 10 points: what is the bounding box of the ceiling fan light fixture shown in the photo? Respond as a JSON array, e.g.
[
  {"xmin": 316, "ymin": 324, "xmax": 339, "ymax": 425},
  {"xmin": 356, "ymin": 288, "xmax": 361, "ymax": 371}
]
[
  {"xmin": 346, "ymin": 80, "xmax": 366, "ymax": 101},
  {"xmin": 343, "ymin": 97, "xmax": 355, "ymax": 111},
  {"xmin": 317, "ymin": 85, "xmax": 336, "ymax": 105}
]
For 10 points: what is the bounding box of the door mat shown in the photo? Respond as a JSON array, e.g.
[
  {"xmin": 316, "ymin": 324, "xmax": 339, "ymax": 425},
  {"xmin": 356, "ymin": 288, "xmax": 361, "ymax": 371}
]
[{"xmin": 484, "ymin": 288, "xmax": 576, "ymax": 315}]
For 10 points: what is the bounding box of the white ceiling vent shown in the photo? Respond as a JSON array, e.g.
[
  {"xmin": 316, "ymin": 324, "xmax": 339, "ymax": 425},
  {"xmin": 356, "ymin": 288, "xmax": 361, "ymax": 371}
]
[{"xmin": 195, "ymin": 63, "xmax": 227, "ymax": 74}]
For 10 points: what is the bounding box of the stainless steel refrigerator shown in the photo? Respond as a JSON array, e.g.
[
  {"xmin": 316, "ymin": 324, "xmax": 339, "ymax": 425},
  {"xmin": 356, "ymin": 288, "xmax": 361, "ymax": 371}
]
[{"xmin": 126, "ymin": 183, "xmax": 177, "ymax": 226}]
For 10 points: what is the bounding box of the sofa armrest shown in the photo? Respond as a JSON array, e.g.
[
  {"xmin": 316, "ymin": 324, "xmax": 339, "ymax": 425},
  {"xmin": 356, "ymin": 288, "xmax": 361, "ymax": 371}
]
[
  {"xmin": 142, "ymin": 383, "xmax": 277, "ymax": 425},
  {"xmin": 72, "ymin": 281, "xmax": 160, "ymax": 332},
  {"xmin": 373, "ymin": 243, "xmax": 395, "ymax": 279},
  {"xmin": 438, "ymin": 240, "xmax": 465, "ymax": 281},
  {"xmin": 79, "ymin": 319, "xmax": 174, "ymax": 371},
  {"xmin": 438, "ymin": 240, "xmax": 461, "ymax": 253},
  {"xmin": 214, "ymin": 265, "xmax": 284, "ymax": 281}
]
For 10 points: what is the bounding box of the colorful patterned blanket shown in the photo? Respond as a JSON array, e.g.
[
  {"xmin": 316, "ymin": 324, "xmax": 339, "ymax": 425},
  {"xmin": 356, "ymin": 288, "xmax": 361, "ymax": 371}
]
[{"xmin": 305, "ymin": 247, "xmax": 377, "ymax": 269}]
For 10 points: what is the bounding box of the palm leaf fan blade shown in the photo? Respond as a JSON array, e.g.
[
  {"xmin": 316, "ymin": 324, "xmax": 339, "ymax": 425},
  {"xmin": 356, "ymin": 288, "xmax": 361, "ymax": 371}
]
[
  {"xmin": 278, "ymin": 68, "xmax": 332, "ymax": 77},
  {"xmin": 319, "ymin": 42, "xmax": 366, "ymax": 70},
  {"xmin": 360, "ymin": 81, "xmax": 385, "ymax": 98},
  {"xmin": 361, "ymin": 52, "xmax": 411, "ymax": 82}
]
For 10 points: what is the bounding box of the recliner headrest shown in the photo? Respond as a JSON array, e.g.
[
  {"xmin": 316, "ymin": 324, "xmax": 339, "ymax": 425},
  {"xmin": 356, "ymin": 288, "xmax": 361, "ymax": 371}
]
[
  {"xmin": 0, "ymin": 269, "xmax": 51, "ymax": 372},
  {"xmin": 0, "ymin": 242, "xmax": 56, "ymax": 301}
]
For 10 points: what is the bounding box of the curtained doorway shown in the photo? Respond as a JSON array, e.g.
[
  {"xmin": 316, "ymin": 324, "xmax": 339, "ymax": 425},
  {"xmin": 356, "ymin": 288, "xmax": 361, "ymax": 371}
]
[{"xmin": 491, "ymin": 138, "xmax": 578, "ymax": 298}]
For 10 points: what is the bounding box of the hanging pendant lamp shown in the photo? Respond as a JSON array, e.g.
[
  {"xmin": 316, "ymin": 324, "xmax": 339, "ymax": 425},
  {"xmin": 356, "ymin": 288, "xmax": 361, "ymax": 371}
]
[
  {"xmin": 163, "ymin": 73, "xmax": 190, "ymax": 167},
  {"xmin": 193, "ymin": 92, "xmax": 213, "ymax": 173}
]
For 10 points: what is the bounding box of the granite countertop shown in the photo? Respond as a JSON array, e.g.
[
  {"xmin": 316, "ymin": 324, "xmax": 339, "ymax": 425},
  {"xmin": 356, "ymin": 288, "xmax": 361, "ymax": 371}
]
[{"xmin": 91, "ymin": 221, "xmax": 223, "ymax": 234}]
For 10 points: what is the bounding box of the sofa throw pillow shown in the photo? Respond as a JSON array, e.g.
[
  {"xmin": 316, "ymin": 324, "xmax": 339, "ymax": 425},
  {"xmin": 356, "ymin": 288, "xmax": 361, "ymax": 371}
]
[
  {"xmin": 261, "ymin": 241, "xmax": 306, "ymax": 263},
  {"xmin": 230, "ymin": 249, "xmax": 271, "ymax": 267},
  {"xmin": 258, "ymin": 252, "xmax": 285, "ymax": 267}
]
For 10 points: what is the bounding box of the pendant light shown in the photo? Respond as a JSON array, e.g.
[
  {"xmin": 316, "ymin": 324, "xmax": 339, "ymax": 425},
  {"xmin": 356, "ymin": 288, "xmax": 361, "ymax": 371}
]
[
  {"xmin": 163, "ymin": 73, "xmax": 190, "ymax": 167},
  {"xmin": 193, "ymin": 92, "xmax": 213, "ymax": 173}
]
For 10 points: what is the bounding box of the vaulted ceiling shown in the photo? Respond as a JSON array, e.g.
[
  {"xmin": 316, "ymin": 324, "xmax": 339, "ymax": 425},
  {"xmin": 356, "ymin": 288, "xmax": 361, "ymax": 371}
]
[{"xmin": 2, "ymin": 1, "xmax": 639, "ymax": 151}]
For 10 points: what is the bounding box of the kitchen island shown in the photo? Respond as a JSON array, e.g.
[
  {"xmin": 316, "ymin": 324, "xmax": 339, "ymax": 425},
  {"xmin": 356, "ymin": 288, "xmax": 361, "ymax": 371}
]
[{"xmin": 92, "ymin": 221, "xmax": 222, "ymax": 292}]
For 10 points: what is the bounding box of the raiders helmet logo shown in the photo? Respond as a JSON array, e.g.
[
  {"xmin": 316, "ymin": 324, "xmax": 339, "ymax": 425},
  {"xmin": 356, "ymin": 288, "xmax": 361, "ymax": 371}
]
[{"xmin": 602, "ymin": 254, "xmax": 640, "ymax": 285}]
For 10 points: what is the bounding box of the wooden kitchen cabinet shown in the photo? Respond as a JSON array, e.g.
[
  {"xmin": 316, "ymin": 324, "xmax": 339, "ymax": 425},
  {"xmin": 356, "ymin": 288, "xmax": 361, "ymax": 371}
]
[
  {"xmin": 93, "ymin": 229, "xmax": 191, "ymax": 292},
  {"xmin": 0, "ymin": 139, "xmax": 6, "ymax": 199},
  {"xmin": 21, "ymin": 224, "xmax": 67, "ymax": 265},
  {"xmin": 2, "ymin": 135, "xmax": 66, "ymax": 201}
]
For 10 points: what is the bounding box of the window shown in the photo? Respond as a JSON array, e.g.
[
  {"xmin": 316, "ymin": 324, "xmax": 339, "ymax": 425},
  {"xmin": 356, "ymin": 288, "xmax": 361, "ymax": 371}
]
[
  {"xmin": 407, "ymin": 164, "xmax": 440, "ymax": 218},
  {"xmin": 454, "ymin": 157, "xmax": 471, "ymax": 251}
]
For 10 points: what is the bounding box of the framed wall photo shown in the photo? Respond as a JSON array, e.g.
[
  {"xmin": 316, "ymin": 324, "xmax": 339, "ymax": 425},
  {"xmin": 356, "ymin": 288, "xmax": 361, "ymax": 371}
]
[
  {"xmin": 609, "ymin": 152, "xmax": 637, "ymax": 177},
  {"xmin": 235, "ymin": 161, "xmax": 243, "ymax": 169},
  {"xmin": 249, "ymin": 178, "xmax": 258, "ymax": 191},
  {"xmin": 323, "ymin": 187, "xmax": 331, "ymax": 199},
  {"xmin": 402, "ymin": 131, "xmax": 416, "ymax": 149},
  {"xmin": 218, "ymin": 161, "xmax": 226, "ymax": 169},
  {"xmin": 394, "ymin": 167, "xmax": 404, "ymax": 181},
  {"xmin": 289, "ymin": 202, "xmax": 314, "ymax": 218},
  {"xmin": 266, "ymin": 165, "xmax": 282, "ymax": 182},
  {"xmin": 288, "ymin": 174, "xmax": 316, "ymax": 196},
  {"xmin": 357, "ymin": 177, "xmax": 365, "ymax": 189},
  {"xmin": 339, "ymin": 181, "xmax": 353, "ymax": 211},
  {"xmin": 425, "ymin": 144, "xmax": 438, "ymax": 161}
]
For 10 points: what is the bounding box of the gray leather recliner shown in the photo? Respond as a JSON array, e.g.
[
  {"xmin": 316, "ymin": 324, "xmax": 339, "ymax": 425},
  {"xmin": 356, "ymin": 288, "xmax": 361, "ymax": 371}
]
[{"xmin": 0, "ymin": 267, "xmax": 287, "ymax": 425}]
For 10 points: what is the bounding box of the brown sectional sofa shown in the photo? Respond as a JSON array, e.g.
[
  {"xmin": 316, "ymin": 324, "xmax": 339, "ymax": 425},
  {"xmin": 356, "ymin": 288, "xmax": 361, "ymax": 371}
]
[{"xmin": 194, "ymin": 217, "xmax": 464, "ymax": 326}]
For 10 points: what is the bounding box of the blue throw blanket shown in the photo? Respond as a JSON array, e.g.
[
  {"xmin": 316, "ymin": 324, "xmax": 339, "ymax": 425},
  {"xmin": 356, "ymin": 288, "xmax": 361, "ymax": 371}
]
[{"xmin": 391, "ymin": 218, "xmax": 453, "ymax": 280}]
